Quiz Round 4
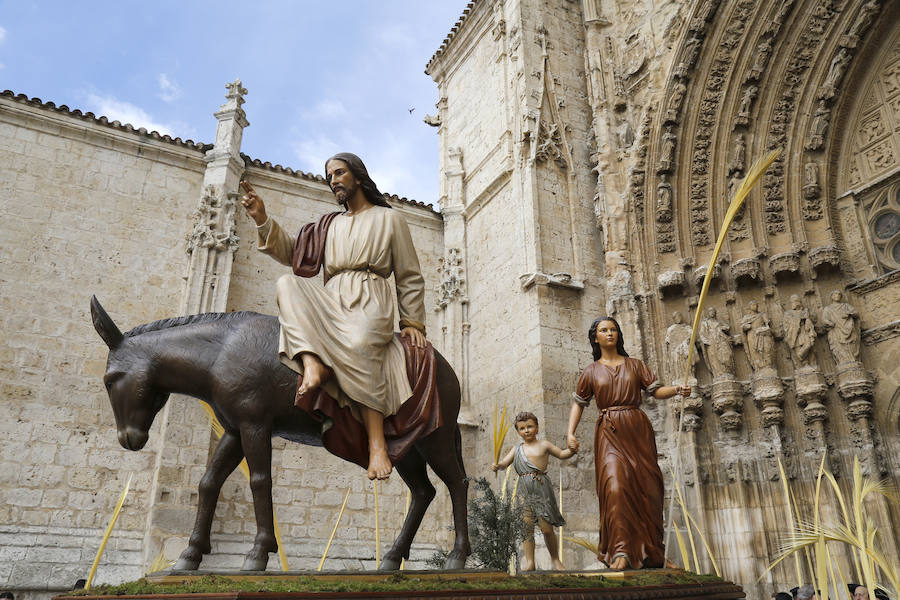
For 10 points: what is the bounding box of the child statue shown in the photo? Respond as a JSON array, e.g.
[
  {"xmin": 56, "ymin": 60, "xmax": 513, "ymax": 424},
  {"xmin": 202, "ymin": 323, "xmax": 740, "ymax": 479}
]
[{"xmin": 493, "ymin": 411, "xmax": 575, "ymax": 571}]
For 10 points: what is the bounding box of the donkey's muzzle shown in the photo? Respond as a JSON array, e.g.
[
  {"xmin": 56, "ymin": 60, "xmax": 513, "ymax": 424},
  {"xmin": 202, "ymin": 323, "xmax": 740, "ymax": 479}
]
[{"xmin": 118, "ymin": 427, "xmax": 148, "ymax": 451}]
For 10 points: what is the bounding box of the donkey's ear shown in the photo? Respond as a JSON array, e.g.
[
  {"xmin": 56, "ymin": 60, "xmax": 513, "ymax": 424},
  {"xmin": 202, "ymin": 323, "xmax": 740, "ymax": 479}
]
[{"xmin": 90, "ymin": 295, "xmax": 124, "ymax": 349}]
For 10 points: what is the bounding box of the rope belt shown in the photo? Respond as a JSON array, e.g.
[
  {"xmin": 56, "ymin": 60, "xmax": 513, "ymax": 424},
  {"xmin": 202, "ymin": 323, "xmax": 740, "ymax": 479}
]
[
  {"xmin": 597, "ymin": 405, "xmax": 639, "ymax": 433},
  {"xmin": 333, "ymin": 265, "xmax": 384, "ymax": 280},
  {"xmin": 520, "ymin": 470, "xmax": 548, "ymax": 484}
]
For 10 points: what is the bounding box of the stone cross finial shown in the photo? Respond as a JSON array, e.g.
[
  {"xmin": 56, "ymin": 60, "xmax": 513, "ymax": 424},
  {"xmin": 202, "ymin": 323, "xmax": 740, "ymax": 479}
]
[
  {"xmin": 226, "ymin": 79, "xmax": 247, "ymax": 100},
  {"xmin": 222, "ymin": 79, "xmax": 248, "ymax": 111}
]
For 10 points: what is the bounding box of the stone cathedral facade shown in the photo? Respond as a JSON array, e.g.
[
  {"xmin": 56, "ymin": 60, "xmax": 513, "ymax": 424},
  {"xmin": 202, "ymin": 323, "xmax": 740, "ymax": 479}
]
[
  {"xmin": 425, "ymin": 0, "xmax": 900, "ymax": 595},
  {"xmin": 1, "ymin": 1, "xmax": 899, "ymax": 599}
]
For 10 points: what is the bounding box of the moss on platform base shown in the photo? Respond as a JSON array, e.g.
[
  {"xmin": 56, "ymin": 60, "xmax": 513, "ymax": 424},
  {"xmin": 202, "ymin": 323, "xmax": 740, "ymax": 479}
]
[{"xmin": 68, "ymin": 571, "xmax": 723, "ymax": 596}]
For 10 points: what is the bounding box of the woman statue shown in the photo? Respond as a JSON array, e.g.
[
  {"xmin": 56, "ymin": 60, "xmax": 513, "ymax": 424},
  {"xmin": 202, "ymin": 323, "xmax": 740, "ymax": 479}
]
[
  {"xmin": 741, "ymin": 300, "xmax": 775, "ymax": 372},
  {"xmin": 566, "ymin": 317, "xmax": 690, "ymax": 570},
  {"xmin": 821, "ymin": 290, "xmax": 861, "ymax": 365},
  {"xmin": 783, "ymin": 294, "xmax": 817, "ymax": 368}
]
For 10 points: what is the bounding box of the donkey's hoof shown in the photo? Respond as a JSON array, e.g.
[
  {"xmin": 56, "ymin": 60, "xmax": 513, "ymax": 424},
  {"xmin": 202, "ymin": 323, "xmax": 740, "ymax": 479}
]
[
  {"xmin": 379, "ymin": 557, "xmax": 402, "ymax": 571},
  {"xmin": 241, "ymin": 555, "xmax": 269, "ymax": 571},
  {"xmin": 173, "ymin": 557, "xmax": 201, "ymax": 571},
  {"xmin": 444, "ymin": 555, "xmax": 467, "ymax": 570}
]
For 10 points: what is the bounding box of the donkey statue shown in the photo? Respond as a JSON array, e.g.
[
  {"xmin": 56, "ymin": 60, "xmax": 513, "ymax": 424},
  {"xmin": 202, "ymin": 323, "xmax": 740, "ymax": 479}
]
[{"xmin": 90, "ymin": 296, "xmax": 470, "ymax": 571}]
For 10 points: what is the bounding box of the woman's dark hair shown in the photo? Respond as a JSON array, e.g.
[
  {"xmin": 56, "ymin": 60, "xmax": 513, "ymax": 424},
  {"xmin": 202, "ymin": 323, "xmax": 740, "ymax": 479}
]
[
  {"xmin": 325, "ymin": 152, "xmax": 392, "ymax": 209},
  {"xmin": 588, "ymin": 316, "xmax": 628, "ymax": 361}
]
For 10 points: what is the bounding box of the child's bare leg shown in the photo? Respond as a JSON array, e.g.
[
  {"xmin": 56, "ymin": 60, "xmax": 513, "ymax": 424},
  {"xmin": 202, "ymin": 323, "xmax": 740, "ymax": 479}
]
[
  {"xmin": 538, "ymin": 518, "xmax": 565, "ymax": 570},
  {"xmin": 521, "ymin": 511, "xmax": 536, "ymax": 571}
]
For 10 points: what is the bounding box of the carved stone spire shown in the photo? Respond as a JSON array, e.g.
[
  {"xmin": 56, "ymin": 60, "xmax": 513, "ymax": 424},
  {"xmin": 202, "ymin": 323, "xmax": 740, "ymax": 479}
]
[{"xmin": 182, "ymin": 80, "xmax": 249, "ymax": 315}]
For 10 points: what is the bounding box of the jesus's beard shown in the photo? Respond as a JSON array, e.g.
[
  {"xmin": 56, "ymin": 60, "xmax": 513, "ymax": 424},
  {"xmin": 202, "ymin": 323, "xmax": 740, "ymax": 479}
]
[{"xmin": 333, "ymin": 183, "xmax": 357, "ymax": 207}]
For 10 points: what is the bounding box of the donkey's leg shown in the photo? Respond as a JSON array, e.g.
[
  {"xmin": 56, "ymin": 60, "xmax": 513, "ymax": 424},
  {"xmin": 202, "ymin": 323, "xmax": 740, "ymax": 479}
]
[
  {"xmin": 380, "ymin": 450, "xmax": 436, "ymax": 571},
  {"xmin": 239, "ymin": 424, "xmax": 277, "ymax": 571},
  {"xmin": 419, "ymin": 427, "xmax": 470, "ymax": 570},
  {"xmin": 174, "ymin": 431, "xmax": 244, "ymax": 570}
]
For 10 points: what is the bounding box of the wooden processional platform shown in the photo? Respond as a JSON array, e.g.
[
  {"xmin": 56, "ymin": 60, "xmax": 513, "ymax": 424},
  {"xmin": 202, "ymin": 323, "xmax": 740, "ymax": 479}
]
[{"xmin": 54, "ymin": 568, "xmax": 745, "ymax": 600}]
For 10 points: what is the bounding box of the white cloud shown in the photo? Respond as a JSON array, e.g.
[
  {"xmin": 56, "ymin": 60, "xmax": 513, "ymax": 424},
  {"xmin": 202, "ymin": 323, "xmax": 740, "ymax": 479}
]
[
  {"xmin": 291, "ymin": 135, "xmax": 341, "ymax": 175},
  {"xmin": 85, "ymin": 93, "xmax": 177, "ymax": 136},
  {"xmin": 374, "ymin": 24, "xmax": 415, "ymax": 50},
  {"xmin": 300, "ymin": 99, "xmax": 347, "ymax": 121},
  {"xmin": 291, "ymin": 128, "xmax": 364, "ymax": 175},
  {"xmin": 157, "ymin": 73, "xmax": 180, "ymax": 102},
  {"xmin": 0, "ymin": 26, "xmax": 7, "ymax": 43}
]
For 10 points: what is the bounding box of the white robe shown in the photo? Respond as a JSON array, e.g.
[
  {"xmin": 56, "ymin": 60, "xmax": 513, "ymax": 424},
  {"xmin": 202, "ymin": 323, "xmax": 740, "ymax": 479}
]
[{"xmin": 257, "ymin": 205, "xmax": 426, "ymax": 416}]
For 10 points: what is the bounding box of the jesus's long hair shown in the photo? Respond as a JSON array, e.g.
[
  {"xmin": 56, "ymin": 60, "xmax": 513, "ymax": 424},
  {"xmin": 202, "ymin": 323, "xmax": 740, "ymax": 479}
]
[
  {"xmin": 588, "ymin": 316, "xmax": 629, "ymax": 361},
  {"xmin": 325, "ymin": 152, "xmax": 392, "ymax": 210}
]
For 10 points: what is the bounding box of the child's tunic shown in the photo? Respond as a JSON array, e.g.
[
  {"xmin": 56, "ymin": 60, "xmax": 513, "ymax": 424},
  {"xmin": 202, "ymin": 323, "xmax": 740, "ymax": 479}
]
[{"xmin": 513, "ymin": 442, "xmax": 565, "ymax": 527}]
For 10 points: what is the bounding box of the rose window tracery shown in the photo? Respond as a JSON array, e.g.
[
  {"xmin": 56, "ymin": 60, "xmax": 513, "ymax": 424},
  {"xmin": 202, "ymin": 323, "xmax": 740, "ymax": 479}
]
[{"xmin": 866, "ymin": 183, "xmax": 900, "ymax": 272}]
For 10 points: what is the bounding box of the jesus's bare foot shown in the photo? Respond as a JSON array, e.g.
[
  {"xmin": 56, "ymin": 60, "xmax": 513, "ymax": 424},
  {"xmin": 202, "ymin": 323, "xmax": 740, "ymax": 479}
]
[
  {"xmin": 551, "ymin": 558, "xmax": 566, "ymax": 570},
  {"xmin": 609, "ymin": 556, "xmax": 628, "ymax": 570},
  {"xmin": 367, "ymin": 447, "xmax": 392, "ymax": 480},
  {"xmin": 361, "ymin": 406, "xmax": 392, "ymax": 479},
  {"xmin": 665, "ymin": 559, "xmax": 679, "ymax": 569},
  {"xmin": 297, "ymin": 353, "xmax": 331, "ymax": 398}
]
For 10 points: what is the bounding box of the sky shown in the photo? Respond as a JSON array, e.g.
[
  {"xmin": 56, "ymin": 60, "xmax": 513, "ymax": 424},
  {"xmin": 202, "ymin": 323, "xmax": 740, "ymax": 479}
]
[{"xmin": 0, "ymin": 1, "xmax": 472, "ymax": 206}]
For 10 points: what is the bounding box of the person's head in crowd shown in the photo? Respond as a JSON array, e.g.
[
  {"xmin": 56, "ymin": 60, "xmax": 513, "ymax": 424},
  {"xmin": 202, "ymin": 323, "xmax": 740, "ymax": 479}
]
[
  {"xmin": 873, "ymin": 588, "xmax": 889, "ymax": 600},
  {"xmin": 791, "ymin": 587, "xmax": 801, "ymax": 600},
  {"xmin": 775, "ymin": 592, "xmax": 793, "ymax": 600},
  {"xmin": 1, "ymin": 592, "xmax": 14, "ymax": 600},
  {"xmin": 796, "ymin": 584, "xmax": 818, "ymax": 600}
]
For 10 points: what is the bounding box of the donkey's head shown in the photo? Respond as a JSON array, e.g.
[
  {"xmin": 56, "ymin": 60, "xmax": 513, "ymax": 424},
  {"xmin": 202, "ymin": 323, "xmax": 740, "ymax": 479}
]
[{"xmin": 90, "ymin": 296, "xmax": 170, "ymax": 451}]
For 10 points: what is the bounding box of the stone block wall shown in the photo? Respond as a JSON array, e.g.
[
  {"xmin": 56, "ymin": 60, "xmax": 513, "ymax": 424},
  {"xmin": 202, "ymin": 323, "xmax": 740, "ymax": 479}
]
[
  {"xmin": 426, "ymin": 0, "xmax": 609, "ymax": 570},
  {"xmin": 0, "ymin": 92, "xmax": 448, "ymax": 598},
  {"xmin": 0, "ymin": 95, "xmax": 207, "ymax": 596}
]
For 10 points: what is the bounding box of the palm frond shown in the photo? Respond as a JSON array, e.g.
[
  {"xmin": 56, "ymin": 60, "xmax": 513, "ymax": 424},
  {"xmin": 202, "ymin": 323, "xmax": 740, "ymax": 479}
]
[{"xmin": 564, "ymin": 535, "xmax": 599, "ymax": 556}]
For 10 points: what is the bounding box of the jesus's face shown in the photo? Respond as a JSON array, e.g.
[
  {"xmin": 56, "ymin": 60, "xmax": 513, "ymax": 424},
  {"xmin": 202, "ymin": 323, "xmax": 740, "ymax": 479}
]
[{"xmin": 326, "ymin": 159, "xmax": 360, "ymax": 205}]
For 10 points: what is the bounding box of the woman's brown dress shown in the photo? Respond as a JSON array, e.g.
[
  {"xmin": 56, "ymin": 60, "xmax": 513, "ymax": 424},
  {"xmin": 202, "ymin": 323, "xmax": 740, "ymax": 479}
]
[{"xmin": 574, "ymin": 357, "xmax": 664, "ymax": 568}]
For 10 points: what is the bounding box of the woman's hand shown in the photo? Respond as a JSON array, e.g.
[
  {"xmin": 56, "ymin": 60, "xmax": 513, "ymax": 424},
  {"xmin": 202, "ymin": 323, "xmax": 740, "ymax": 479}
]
[
  {"xmin": 400, "ymin": 326, "xmax": 425, "ymax": 348},
  {"xmin": 240, "ymin": 180, "xmax": 268, "ymax": 226},
  {"xmin": 567, "ymin": 433, "xmax": 579, "ymax": 453}
]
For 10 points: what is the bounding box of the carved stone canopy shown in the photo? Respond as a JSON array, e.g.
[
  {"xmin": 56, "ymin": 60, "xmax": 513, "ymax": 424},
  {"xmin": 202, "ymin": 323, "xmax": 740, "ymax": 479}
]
[
  {"xmin": 731, "ymin": 257, "xmax": 762, "ymax": 286},
  {"xmin": 809, "ymin": 244, "xmax": 842, "ymax": 273},
  {"xmin": 768, "ymin": 250, "xmax": 802, "ymax": 279},
  {"xmin": 657, "ymin": 270, "xmax": 686, "ymax": 296},
  {"xmin": 692, "ymin": 263, "xmax": 721, "ymax": 287}
]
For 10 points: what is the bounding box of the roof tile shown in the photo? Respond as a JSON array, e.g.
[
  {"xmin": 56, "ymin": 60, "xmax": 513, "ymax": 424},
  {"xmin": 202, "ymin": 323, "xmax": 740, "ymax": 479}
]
[{"xmin": 1, "ymin": 89, "xmax": 438, "ymax": 214}]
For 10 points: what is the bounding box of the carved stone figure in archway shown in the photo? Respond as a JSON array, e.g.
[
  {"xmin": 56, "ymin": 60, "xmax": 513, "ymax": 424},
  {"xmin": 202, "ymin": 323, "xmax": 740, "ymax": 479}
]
[
  {"xmin": 659, "ymin": 127, "xmax": 677, "ymax": 172},
  {"xmin": 698, "ymin": 307, "xmax": 735, "ymax": 378},
  {"xmin": 741, "ymin": 300, "xmax": 775, "ymax": 372},
  {"xmin": 821, "ymin": 47, "xmax": 852, "ymax": 99},
  {"xmin": 665, "ymin": 311, "xmax": 698, "ymax": 383},
  {"xmin": 728, "ymin": 133, "xmax": 746, "ymax": 175},
  {"xmin": 656, "ymin": 177, "xmax": 673, "ymax": 223},
  {"xmin": 666, "ymin": 80, "xmax": 687, "ymax": 123},
  {"xmin": 737, "ymin": 85, "xmax": 758, "ymax": 123},
  {"xmin": 783, "ymin": 294, "xmax": 818, "ymax": 369},
  {"xmin": 821, "ymin": 290, "xmax": 861, "ymax": 365}
]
